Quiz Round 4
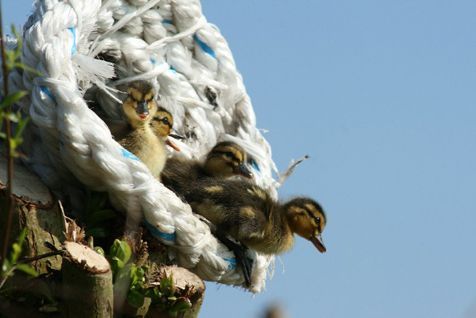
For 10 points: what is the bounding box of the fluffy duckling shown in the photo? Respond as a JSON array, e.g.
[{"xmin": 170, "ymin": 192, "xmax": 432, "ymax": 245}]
[
  {"xmin": 119, "ymin": 81, "xmax": 176, "ymax": 177},
  {"xmin": 161, "ymin": 141, "xmax": 253, "ymax": 194},
  {"xmin": 184, "ymin": 179, "xmax": 326, "ymax": 254},
  {"xmin": 183, "ymin": 178, "xmax": 326, "ymax": 285}
]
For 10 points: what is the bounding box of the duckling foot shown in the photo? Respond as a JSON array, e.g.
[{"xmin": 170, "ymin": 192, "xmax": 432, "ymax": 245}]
[{"xmin": 215, "ymin": 231, "xmax": 253, "ymax": 287}]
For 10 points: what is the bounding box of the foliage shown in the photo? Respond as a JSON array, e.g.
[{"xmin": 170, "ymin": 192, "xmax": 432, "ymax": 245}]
[
  {"xmin": 108, "ymin": 239, "xmax": 193, "ymax": 316},
  {"xmin": 0, "ymin": 25, "xmax": 31, "ymax": 158},
  {"xmin": 0, "ymin": 228, "xmax": 38, "ymax": 291},
  {"xmin": 83, "ymin": 190, "xmax": 117, "ymax": 238}
]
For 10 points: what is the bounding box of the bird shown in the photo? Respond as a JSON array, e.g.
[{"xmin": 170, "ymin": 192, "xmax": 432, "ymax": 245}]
[
  {"xmin": 182, "ymin": 178, "xmax": 327, "ymax": 285},
  {"xmin": 119, "ymin": 80, "xmax": 179, "ymax": 178},
  {"xmin": 161, "ymin": 141, "xmax": 253, "ymax": 195}
]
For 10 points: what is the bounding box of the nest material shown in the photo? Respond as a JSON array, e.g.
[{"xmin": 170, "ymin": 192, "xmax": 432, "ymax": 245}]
[{"xmin": 9, "ymin": 0, "xmax": 278, "ymax": 293}]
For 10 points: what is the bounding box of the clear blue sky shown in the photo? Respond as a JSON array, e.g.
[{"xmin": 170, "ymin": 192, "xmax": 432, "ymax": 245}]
[{"xmin": 5, "ymin": 1, "xmax": 476, "ymax": 317}]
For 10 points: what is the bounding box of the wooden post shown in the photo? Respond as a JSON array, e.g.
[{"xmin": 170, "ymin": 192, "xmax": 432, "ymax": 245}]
[
  {"xmin": 62, "ymin": 241, "xmax": 113, "ymax": 318},
  {"xmin": 0, "ymin": 157, "xmax": 65, "ymax": 274},
  {"xmin": 147, "ymin": 266, "xmax": 205, "ymax": 318}
]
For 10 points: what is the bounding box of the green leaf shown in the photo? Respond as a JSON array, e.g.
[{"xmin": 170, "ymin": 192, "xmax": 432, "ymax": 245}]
[
  {"xmin": 5, "ymin": 50, "xmax": 15, "ymax": 68},
  {"xmin": 15, "ymin": 264, "xmax": 39, "ymax": 277},
  {"xmin": 94, "ymin": 246, "xmax": 105, "ymax": 256},
  {"xmin": 169, "ymin": 298, "xmax": 192, "ymax": 313},
  {"xmin": 9, "ymin": 139, "xmax": 17, "ymax": 154},
  {"xmin": 127, "ymin": 289, "xmax": 145, "ymax": 308},
  {"xmin": 111, "ymin": 257, "xmax": 125, "ymax": 271},
  {"xmin": 2, "ymin": 259, "xmax": 11, "ymax": 272},
  {"xmin": 9, "ymin": 228, "xmax": 28, "ymax": 263},
  {"xmin": 0, "ymin": 91, "xmax": 27, "ymax": 109},
  {"xmin": 145, "ymin": 287, "xmax": 161, "ymax": 302},
  {"xmin": 109, "ymin": 239, "xmax": 132, "ymax": 264},
  {"xmin": 130, "ymin": 265, "xmax": 145, "ymax": 286},
  {"xmin": 12, "ymin": 62, "xmax": 42, "ymax": 76},
  {"xmin": 10, "ymin": 243, "xmax": 22, "ymax": 263},
  {"xmin": 5, "ymin": 112, "xmax": 20, "ymax": 123},
  {"xmin": 160, "ymin": 275, "xmax": 175, "ymax": 296},
  {"xmin": 14, "ymin": 116, "xmax": 29, "ymax": 140}
]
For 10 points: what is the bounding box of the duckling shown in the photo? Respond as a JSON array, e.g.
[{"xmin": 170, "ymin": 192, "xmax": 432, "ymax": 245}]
[
  {"xmin": 183, "ymin": 178, "xmax": 326, "ymax": 285},
  {"xmin": 119, "ymin": 81, "xmax": 175, "ymax": 178},
  {"xmin": 161, "ymin": 141, "xmax": 253, "ymax": 194},
  {"xmin": 150, "ymin": 106, "xmax": 181, "ymax": 152}
]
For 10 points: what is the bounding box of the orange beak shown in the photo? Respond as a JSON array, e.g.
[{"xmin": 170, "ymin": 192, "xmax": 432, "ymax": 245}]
[{"xmin": 166, "ymin": 138, "xmax": 181, "ymax": 152}]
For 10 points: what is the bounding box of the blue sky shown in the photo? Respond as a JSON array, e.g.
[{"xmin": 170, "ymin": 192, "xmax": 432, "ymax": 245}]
[{"xmin": 5, "ymin": 1, "xmax": 476, "ymax": 317}]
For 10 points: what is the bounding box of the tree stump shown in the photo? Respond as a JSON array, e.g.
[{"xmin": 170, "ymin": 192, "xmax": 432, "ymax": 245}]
[
  {"xmin": 0, "ymin": 157, "xmax": 65, "ymax": 274},
  {"xmin": 62, "ymin": 241, "xmax": 113, "ymax": 318},
  {"xmin": 147, "ymin": 265, "xmax": 205, "ymax": 318}
]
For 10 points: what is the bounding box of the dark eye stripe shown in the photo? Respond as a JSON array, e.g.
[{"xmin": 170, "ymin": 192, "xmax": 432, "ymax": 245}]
[
  {"xmin": 215, "ymin": 150, "xmax": 240, "ymax": 161},
  {"xmin": 305, "ymin": 210, "xmax": 322, "ymax": 228},
  {"xmin": 154, "ymin": 116, "xmax": 172, "ymax": 128}
]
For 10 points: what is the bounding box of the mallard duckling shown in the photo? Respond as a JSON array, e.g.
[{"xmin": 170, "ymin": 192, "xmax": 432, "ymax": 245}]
[
  {"xmin": 150, "ymin": 106, "xmax": 181, "ymax": 151},
  {"xmin": 119, "ymin": 81, "xmax": 174, "ymax": 177},
  {"xmin": 183, "ymin": 178, "xmax": 326, "ymax": 285},
  {"xmin": 161, "ymin": 141, "xmax": 253, "ymax": 194},
  {"xmin": 184, "ymin": 179, "xmax": 326, "ymax": 254}
]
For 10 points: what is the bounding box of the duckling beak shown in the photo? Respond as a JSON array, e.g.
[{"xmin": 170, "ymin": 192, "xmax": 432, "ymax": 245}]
[
  {"xmin": 169, "ymin": 132, "xmax": 185, "ymax": 140},
  {"xmin": 310, "ymin": 234, "xmax": 326, "ymax": 253},
  {"xmin": 236, "ymin": 164, "xmax": 253, "ymax": 179},
  {"xmin": 136, "ymin": 101, "xmax": 149, "ymax": 119},
  {"xmin": 166, "ymin": 138, "xmax": 181, "ymax": 152}
]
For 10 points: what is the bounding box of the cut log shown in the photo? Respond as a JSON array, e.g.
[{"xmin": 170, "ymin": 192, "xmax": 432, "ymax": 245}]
[
  {"xmin": 147, "ymin": 265, "xmax": 205, "ymax": 318},
  {"xmin": 0, "ymin": 158, "xmax": 65, "ymax": 274},
  {"xmin": 62, "ymin": 241, "xmax": 113, "ymax": 318}
]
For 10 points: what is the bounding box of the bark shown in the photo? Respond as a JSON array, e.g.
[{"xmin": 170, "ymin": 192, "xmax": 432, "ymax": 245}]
[
  {"xmin": 0, "ymin": 157, "xmax": 65, "ymax": 274},
  {"xmin": 0, "ymin": 158, "xmax": 205, "ymax": 317},
  {"xmin": 62, "ymin": 241, "xmax": 113, "ymax": 318},
  {"xmin": 146, "ymin": 266, "xmax": 205, "ymax": 318}
]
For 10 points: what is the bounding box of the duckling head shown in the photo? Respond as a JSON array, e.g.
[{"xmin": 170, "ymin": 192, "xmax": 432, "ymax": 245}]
[
  {"xmin": 123, "ymin": 81, "xmax": 157, "ymax": 128},
  {"xmin": 204, "ymin": 141, "xmax": 253, "ymax": 178},
  {"xmin": 284, "ymin": 198, "xmax": 327, "ymax": 253},
  {"xmin": 151, "ymin": 107, "xmax": 181, "ymax": 151}
]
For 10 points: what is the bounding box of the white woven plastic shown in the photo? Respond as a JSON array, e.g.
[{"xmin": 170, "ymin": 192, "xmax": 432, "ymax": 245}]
[{"xmin": 9, "ymin": 0, "xmax": 279, "ymax": 293}]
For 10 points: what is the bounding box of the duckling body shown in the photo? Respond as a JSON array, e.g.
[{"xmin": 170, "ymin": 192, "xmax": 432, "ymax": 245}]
[
  {"xmin": 120, "ymin": 125, "xmax": 165, "ymax": 176},
  {"xmin": 161, "ymin": 141, "xmax": 252, "ymax": 195},
  {"xmin": 119, "ymin": 81, "xmax": 170, "ymax": 178},
  {"xmin": 183, "ymin": 178, "xmax": 326, "ymax": 255}
]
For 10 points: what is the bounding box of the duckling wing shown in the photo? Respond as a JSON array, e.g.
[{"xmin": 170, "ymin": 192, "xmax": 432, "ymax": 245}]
[
  {"xmin": 162, "ymin": 158, "xmax": 202, "ymax": 194},
  {"xmin": 118, "ymin": 130, "xmax": 140, "ymax": 150},
  {"xmin": 184, "ymin": 179, "xmax": 269, "ymax": 243}
]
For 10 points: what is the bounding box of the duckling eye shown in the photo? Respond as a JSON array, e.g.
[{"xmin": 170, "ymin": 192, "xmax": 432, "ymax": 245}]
[
  {"xmin": 223, "ymin": 152, "xmax": 235, "ymax": 160},
  {"xmin": 156, "ymin": 116, "xmax": 170, "ymax": 126}
]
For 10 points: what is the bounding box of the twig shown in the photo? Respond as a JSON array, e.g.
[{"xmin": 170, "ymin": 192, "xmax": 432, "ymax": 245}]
[
  {"xmin": 277, "ymin": 155, "xmax": 310, "ymax": 186},
  {"xmin": 0, "ymin": 0, "xmax": 15, "ymax": 263},
  {"xmin": 0, "ymin": 266, "xmax": 14, "ymax": 290},
  {"xmin": 20, "ymin": 250, "xmax": 65, "ymax": 263}
]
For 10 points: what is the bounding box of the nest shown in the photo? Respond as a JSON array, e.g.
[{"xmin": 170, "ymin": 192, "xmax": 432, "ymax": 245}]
[{"xmin": 9, "ymin": 0, "xmax": 279, "ymax": 293}]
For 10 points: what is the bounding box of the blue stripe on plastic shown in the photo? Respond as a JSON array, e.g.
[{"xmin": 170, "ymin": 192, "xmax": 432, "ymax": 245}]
[
  {"xmin": 249, "ymin": 159, "xmax": 260, "ymax": 172},
  {"xmin": 223, "ymin": 257, "xmax": 237, "ymax": 270},
  {"xmin": 144, "ymin": 219, "xmax": 176, "ymax": 242},
  {"xmin": 169, "ymin": 65, "xmax": 177, "ymax": 73},
  {"xmin": 193, "ymin": 34, "xmax": 216, "ymax": 59},
  {"xmin": 162, "ymin": 19, "xmax": 173, "ymax": 25},
  {"xmin": 121, "ymin": 148, "xmax": 140, "ymax": 161},
  {"xmin": 40, "ymin": 86, "xmax": 55, "ymax": 101},
  {"xmin": 68, "ymin": 27, "xmax": 77, "ymax": 55}
]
